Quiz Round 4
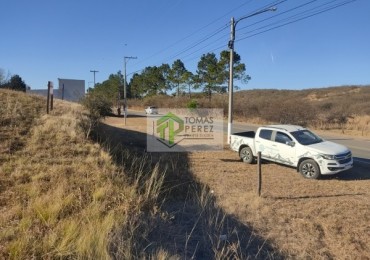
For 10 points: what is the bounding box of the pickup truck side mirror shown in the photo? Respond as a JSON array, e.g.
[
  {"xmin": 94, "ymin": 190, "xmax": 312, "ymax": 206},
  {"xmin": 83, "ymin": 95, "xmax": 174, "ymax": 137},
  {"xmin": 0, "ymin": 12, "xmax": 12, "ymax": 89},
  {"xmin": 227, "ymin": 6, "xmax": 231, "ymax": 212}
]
[{"xmin": 286, "ymin": 141, "xmax": 295, "ymax": 147}]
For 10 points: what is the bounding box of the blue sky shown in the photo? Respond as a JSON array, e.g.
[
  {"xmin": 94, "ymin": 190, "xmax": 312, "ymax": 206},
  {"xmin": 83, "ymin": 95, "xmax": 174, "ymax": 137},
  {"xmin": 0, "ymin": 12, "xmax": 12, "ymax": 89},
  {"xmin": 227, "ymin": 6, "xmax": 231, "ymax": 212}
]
[{"xmin": 1, "ymin": 0, "xmax": 369, "ymax": 91}]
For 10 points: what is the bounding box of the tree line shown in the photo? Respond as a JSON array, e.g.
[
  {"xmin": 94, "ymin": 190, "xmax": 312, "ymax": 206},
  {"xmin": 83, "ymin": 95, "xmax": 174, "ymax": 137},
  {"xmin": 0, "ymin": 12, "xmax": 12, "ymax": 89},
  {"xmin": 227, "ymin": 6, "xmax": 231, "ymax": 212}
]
[
  {"xmin": 0, "ymin": 69, "xmax": 27, "ymax": 92},
  {"xmin": 89, "ymin": 50, "xmax": 250, "ymax": 102}
]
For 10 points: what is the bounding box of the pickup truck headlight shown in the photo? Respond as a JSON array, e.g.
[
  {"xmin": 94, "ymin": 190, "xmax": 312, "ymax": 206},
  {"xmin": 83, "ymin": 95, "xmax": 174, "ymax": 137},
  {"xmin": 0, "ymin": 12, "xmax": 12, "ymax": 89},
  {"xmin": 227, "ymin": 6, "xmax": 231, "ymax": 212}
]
[{"xmin": 320, "ymin": 154, "xmax": 335, "ymax": 160}]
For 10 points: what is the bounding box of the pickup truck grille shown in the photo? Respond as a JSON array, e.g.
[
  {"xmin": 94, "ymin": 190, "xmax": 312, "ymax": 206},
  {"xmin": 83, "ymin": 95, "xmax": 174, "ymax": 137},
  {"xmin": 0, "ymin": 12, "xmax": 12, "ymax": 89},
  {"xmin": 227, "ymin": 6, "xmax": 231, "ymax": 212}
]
[
  {"xmin": 335, "ymin": 151, "xmax": 352, "ymax": 164},
  {"xmin": 338, "ymin": 157, "xmax": 352, "ymax": 164}
]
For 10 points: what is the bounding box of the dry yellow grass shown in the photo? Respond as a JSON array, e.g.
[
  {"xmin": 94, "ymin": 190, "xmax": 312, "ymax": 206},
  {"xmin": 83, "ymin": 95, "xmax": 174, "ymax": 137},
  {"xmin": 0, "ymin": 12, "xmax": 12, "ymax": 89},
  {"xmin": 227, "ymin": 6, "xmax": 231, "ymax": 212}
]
[
  {"xmin": 0, "ymin": 90, "xmax": 44, "ymax": 160},
  {"xmin": 2, "ymin": 89, "xmax": 369, "ymax": 259},
  {"xmin": 104, "ymin": 115, "xmax": 370, "ymax": 259},
  {"xmin": 100, "ymin": 116, "xmax": 281, "ymax": 258},
  {"xmin": 323, "ymin": 115, "xmax": 370, "ymax": 137},
  {"xmin": 189, "ymin": 150, "xmax": 370, "ymax": 259},
  {"xmin": 128, "ymin": 85, "xmax": 370, "ymax": 137},
  {"xmin": 1, "ymin": 95, "xmax": 125, "ymax": 258},
  {"xmin": 0, "ymin": 90, "xmax": 169, "ymax": 259}
]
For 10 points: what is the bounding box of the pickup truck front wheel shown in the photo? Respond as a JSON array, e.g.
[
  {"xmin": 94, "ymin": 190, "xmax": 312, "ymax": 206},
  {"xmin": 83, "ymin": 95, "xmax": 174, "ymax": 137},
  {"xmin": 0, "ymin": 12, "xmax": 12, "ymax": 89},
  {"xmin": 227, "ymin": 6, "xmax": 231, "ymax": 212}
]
[
  {"xmin": 299, "ymin": 159, "xmax": 320, "ymax": 179},
  {"xmin": 239, "ymin": 147, "xmax": 255, "ymax": 164}
]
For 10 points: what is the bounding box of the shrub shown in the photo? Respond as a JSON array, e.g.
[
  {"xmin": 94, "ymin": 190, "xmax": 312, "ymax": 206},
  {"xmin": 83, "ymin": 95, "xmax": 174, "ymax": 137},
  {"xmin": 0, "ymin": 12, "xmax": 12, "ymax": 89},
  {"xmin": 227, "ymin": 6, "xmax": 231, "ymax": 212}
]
[
  {"xmin": 80, "ymin": 93, "xmax": 113, "ymax": 138},
  {"xmin": 187, "ymin": 99, "xmax": 198, "ymax": 109},
  {"xmin": 262, "ymin": 100, "xmax": 315, "ymax": 126},
  {"xmin": 82, "ymin": 93, "xmax": 112, "ymax": 117}
]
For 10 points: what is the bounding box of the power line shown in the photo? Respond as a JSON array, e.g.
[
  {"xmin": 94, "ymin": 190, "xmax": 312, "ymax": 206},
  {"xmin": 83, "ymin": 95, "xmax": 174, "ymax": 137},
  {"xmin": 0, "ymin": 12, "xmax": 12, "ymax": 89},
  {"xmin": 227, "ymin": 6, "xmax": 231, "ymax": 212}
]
[
  {"xmin": 129, "ymin": 1, "xmax": 287, "ymax": 74},
  {"xmin": 237, "ymin": 0, "xmax": 357, "ymax": 42},
  {"xmin": 161, "ymin": 0, "xmax": 288, "ymax": 65},
  {"xmin": 183, "ymin": 0, "xmax": 356, "ymax": 57},
  {"xmin": 178, "ymin": 0, "xmax": 358, "ymax": 64},
  {"xmin": 245, "ymin": 0, "xmax": 288, "ymax": 16},
  {"xmin": 163, "ymin": 24, "xmax": 229, "ymax": 63},
  {"xmin": 132, "ymin": 0, "xmax": 256, "ymax": 67},
  {"xmin": 146, "ymin": 1, "xmax": 293, "ymax": 66},
  {"xmin": 127, "ymin": 1, "xmax": 259, "ymax": 75},
  {"xmin": 238, "ymin": 0, "xmax": 342, "ymax": 35},
  {"xmin": 237, "ymin": 0, "xmax": 319, "ymax": 32},
  {"xmin": 176, "ymin": 1, "xmax": 291, "ymax": 63},
  {"xmin": 127, "ymin": 0, "xmax": 357, "ymax": 77}
]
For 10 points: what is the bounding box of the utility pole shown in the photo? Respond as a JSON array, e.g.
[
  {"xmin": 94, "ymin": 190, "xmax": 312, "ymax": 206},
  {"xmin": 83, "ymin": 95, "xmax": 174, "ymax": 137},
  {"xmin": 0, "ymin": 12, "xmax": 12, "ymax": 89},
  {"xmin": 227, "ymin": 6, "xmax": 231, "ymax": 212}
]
[
  {"xmin": 90, "ymin": 70, "xmax": 99, "ymax": 87},
  {"xmin": 123, "ymin": 56, "xmax": 137, "ymax": 125},
  {"xmin": 228, "ymin": 17, "xmax": 235, "ymax": 145},
  {"xmin": 227, "ymin": 7, "xmax": 277, "ymax": 144}
]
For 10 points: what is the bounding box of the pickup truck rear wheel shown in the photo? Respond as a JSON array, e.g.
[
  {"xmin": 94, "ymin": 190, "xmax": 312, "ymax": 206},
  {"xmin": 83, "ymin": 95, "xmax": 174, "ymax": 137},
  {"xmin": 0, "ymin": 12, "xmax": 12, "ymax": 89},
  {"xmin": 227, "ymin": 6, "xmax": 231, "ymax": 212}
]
[
  {"xmin": 239, "ymin": 147, "xmax": 255, "ymax": 164},
  {"xmin": 299, "ymin": 159, "xmax": 321, "ymax": 179}
]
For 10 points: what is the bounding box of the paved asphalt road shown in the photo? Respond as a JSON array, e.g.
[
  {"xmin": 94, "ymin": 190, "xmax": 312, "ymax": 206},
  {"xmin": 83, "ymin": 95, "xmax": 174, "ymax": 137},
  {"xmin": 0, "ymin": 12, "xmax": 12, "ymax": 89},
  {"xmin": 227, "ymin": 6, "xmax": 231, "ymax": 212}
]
[{"xmin": 129, "ymin": 110, "xmax": 370, "ymax": 179}]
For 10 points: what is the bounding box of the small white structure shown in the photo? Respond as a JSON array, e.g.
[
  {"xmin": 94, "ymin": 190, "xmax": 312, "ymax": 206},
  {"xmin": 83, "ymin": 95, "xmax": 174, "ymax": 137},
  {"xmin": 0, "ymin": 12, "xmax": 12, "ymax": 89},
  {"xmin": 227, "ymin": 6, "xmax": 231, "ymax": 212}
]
[
  {"xmin": 58, "ymin": 78, "xmax": 85, "ymax": 102},
  {"xmin": 28, "ymin": 78, "xmax": 85, "ymax": 102}
]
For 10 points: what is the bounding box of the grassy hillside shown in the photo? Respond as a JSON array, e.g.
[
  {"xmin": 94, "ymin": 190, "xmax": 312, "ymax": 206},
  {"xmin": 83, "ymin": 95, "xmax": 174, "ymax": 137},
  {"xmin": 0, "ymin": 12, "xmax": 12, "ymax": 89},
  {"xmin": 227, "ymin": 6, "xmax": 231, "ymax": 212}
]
[
  {"xmin": 0, "ymin": 90, "xmax": 166, "ymax": 259},
  {"xmin": 0, "ymin": 90, "xmax": 44, "ymax": 163},
  {"xmin": 129, "ymin": 84, "xmax": 370, "ymax": 136},
  {"xmin": 1, "ymin": 89, "xmax": 269, "ymax": 259}
]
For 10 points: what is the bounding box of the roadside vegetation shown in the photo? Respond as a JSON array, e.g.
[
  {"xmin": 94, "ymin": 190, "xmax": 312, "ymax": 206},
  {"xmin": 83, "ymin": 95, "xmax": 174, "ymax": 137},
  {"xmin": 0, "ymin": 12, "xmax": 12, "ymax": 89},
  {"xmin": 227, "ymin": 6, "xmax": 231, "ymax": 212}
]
[
  {"xmin": 129, "ymin": 84, "xmax": 370, "ymax": 136},
  {"xmin": 0, "ymin": 69, "xmax": 27, "ymax": 93},
  {"xmin": 0, "ymin": 90, "xmax": 166, "ymax": 258},
  {"xmin": 99, "ymin": 112, "xmax": 370, "ymax": 259},
  {"xmin": 189, "ymin": 149, "xmax": 370, "ymax": 259},
  {"xmin": 1, "ymin": 89, "xmax": 277, "ymax": 258},
  {"xmin": 1, "ymin": 87, "xmax": 369, "ymax": 258},
  {"xmin": 87, "ymin": 50, "xmax": 249, "ymax": 108}
]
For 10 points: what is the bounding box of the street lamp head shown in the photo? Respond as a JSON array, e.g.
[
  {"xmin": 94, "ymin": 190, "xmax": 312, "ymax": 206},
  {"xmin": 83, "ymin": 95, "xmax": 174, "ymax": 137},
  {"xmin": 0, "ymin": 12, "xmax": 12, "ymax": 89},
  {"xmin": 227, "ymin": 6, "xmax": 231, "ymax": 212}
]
[
  {"xmin": 270, "ymin": 7, "xmax": 277, "ymax": 12},
  {"xmin": 236, "ymin": 6, "xmax": 277, "ymax": 25}
]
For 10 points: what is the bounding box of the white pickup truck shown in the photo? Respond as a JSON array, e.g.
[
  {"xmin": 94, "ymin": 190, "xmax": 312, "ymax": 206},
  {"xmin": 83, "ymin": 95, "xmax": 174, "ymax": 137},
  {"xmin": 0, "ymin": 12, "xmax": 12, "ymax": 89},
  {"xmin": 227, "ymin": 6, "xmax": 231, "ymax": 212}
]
[{"xmin": 230, "ymin": 125, "xmax": 353, "ymax": 179}]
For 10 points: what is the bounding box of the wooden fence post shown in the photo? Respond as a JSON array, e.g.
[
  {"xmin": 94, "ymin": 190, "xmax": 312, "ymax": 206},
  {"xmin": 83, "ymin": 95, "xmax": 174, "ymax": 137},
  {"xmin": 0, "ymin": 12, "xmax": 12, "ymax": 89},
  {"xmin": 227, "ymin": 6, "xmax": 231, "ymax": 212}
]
[
  {"xmin": 50, "ymin": 82, "xmax": 54, "ymax": 111},
  {"xmin": 257, "ymin": 151, "xmax": 262, "ymax": 197},
  {"xmin": 47, "ymin": 81, "xmax": 50, "ymax": 114}
]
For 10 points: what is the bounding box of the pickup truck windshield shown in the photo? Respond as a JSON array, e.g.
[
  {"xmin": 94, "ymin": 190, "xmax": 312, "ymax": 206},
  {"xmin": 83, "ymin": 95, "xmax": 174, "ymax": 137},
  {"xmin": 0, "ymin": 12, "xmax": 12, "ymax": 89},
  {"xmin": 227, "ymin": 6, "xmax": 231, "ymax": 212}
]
[{"xmin": 290, "ymin": 130, "xmax": 323, "ymax": 145}]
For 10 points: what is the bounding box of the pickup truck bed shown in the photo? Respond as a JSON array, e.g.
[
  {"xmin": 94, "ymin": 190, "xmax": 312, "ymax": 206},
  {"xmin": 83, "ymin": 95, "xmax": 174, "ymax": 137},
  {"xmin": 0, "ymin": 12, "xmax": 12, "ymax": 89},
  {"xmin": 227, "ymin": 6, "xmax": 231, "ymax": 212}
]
[{"xmin": 232, "ymin": 131, "xmax": 255, "ymax": 138}]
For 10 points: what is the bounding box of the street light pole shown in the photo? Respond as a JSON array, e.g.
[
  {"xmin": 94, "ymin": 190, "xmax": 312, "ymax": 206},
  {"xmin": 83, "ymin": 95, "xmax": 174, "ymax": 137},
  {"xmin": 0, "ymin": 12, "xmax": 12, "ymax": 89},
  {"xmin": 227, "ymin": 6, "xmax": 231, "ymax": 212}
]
[
  {"xmin": 227, "ymin": 7, "xmax": 277, "ymax": 144},
  {"xmin": 123, "ymin": 56, "xmax": 137, "ymax": 125}
]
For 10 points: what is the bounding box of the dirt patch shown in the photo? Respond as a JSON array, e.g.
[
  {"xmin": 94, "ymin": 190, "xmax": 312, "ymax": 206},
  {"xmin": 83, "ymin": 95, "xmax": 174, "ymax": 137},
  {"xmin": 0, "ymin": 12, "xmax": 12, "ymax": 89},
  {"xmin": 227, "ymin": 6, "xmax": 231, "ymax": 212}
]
[
  {"xmin": 189, "ymin": 150, "xmax": 370, "ymax": 259},
  {"xmin": 103, "ymin": 115, "xmax": 370, "ymax": 259}
]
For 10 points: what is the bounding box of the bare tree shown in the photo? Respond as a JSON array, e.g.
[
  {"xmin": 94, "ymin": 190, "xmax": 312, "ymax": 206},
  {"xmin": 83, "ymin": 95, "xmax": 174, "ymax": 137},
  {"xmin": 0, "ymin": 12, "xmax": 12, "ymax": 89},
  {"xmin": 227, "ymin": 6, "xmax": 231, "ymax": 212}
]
[{"xmin": 0, "ymin": 68, "xmax": 10, "ymax": 87}]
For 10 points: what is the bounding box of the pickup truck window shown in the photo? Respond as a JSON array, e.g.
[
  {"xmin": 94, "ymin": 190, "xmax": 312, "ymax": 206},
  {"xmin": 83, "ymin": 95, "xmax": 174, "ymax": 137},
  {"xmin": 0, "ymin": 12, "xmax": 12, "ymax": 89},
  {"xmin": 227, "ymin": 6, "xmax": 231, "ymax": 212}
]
[
  {"xmin": 259, "ymin": 129, "xmax": 272, "ymax": 140},
  {"xmin": 275, "ymin": 132, "xmax": 292, "ymax": 144},
  {"xmin": 291, "ymin": 130, "xmax": 323, "ymax": 145}
]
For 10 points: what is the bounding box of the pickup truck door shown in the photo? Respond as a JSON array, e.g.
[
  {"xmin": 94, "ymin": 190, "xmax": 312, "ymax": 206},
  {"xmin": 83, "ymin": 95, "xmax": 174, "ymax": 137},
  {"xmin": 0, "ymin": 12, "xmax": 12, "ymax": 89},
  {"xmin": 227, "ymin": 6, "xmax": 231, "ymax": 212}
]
[
  {"xmin": 256, "ymin": 129, "xmax": 278, "ymax": 160},
  {"xmin": 272, "ymin": 131, "xmax": 296, "ymax": 166}
]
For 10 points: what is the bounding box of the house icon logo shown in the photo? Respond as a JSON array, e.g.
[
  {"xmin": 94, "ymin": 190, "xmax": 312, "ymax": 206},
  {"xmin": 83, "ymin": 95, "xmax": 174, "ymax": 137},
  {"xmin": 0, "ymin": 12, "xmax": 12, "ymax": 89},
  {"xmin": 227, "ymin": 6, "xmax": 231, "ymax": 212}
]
[{"xmin": 156, "ymin": 112, "xmax": 184, "ymax": 147}]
